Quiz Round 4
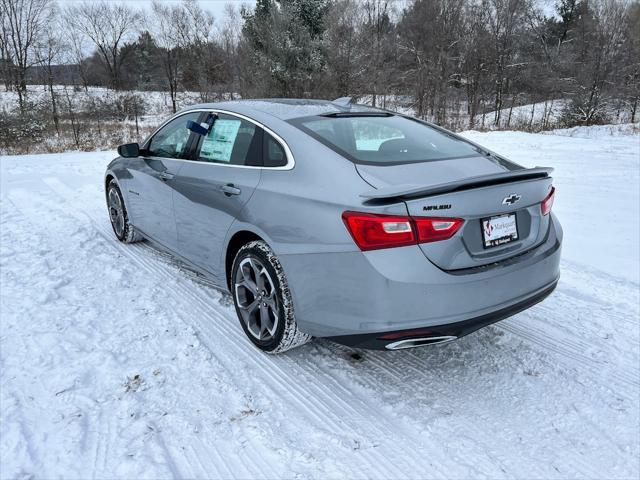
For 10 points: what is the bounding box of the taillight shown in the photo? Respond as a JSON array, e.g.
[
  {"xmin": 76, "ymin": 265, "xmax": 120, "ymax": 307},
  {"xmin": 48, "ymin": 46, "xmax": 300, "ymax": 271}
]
[
  {"xmin": 342, "ymin": 212, "xmax": 415, "ymax": 250},
  {"xmin": 414, "ymin": 217, "xmax": 464, "ymax": 243},
  {"xmin": 342, "ymin": 211, "xmax": 464, "ymax": 251},
  {"xmin": 541, "ymin": 186, "xmax": 555, "ymax": 216}
]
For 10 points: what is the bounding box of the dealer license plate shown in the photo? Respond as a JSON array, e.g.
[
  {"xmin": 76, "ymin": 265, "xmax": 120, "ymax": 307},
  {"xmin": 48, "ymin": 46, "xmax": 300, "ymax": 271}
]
[{"xmin": 481, "ymin": 213, "xmax": 518, "ymax": 248}]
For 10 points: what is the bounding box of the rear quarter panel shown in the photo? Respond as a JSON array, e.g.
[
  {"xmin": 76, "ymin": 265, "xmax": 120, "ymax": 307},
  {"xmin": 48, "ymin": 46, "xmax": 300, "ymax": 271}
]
[{"xmin": 231, "ymin": 122, "xmax": 408, "ymax": 257}]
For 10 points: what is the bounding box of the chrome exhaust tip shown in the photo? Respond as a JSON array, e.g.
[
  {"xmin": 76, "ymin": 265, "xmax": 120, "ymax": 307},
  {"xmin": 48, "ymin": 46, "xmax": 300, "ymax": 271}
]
[{"xmin": 385, "ymin": 335, "xmax": 457, "ymax": 350}]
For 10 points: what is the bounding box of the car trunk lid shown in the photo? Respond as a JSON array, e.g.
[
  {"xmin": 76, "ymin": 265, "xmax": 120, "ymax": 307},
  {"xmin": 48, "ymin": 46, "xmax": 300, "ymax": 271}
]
[{"xmin": 357, "ymin": 159, "xmax": 554, "ymax": 271}]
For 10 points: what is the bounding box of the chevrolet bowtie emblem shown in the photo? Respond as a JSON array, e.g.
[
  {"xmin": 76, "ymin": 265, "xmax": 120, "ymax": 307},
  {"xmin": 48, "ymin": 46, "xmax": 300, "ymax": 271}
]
[{"xmin": 502, "ymin": 193, "xmax": 521, "ymax": 205}]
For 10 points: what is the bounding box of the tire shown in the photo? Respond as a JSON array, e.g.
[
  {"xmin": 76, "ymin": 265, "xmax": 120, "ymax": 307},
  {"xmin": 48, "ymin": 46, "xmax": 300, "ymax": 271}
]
[
  {"xmin": 106, "ymin": 180, "xmax": 142, "ymax": 243},
  {"xmin": 231, "ymin": 240, "xmax": 311, "ymax": 353}
]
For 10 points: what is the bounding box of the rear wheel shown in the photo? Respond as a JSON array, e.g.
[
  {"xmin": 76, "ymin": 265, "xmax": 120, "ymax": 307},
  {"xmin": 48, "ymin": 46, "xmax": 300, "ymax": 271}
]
[
  {"xmin": 107, "ymin": 180, "xmax": 142, "ymax": 243},
  {"xmin": 231, "ymin": 240, "xmax": 311, "ymax": 353}
]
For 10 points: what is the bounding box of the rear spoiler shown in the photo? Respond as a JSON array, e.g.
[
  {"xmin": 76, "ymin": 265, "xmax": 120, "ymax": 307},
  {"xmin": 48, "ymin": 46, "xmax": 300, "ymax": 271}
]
[{"xmin": 360, "ymin": 167, "xmax": 554, "ymax": 200}]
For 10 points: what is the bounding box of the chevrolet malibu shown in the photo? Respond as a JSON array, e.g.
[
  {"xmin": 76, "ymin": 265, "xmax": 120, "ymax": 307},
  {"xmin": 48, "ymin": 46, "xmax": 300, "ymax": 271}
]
[{"xmin": 105, "ymin": 99, "xmax": 562, "ymax": 353}]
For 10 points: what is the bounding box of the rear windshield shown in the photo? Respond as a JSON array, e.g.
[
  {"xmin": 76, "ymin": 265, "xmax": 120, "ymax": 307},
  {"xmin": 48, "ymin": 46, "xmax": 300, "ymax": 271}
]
[{"xmin": 291, "ymin": 114, "xmax": 483, "ymax": 165}]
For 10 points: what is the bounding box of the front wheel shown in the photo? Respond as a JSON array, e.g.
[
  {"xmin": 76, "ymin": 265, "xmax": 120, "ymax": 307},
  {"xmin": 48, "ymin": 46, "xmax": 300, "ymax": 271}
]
[
  {"xmin": 231, "ymin": 240, "xmax": 311, "ymax": 353},
  {"xmin": 106, "ymin": 180, "xmax": 142, "ymax": 243}
]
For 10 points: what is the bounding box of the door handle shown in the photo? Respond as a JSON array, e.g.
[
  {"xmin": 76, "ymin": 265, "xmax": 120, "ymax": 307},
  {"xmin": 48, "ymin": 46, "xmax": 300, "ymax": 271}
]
[
  {"xmin": 159, "ymin": 171, "xmax": 174, "ymax": 181},
  {"xmin": 220, "ymin": 184, "xmax": 241, "ymax": 196}
]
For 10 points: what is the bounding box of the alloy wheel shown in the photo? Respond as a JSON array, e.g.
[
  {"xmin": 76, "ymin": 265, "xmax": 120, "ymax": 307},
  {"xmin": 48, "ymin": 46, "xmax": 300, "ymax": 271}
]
[
  {"xmin": 234, "ymin": 256, "xmax": 279, "ymax": 341},
  {"xmin": 108, "ymin": 187, "xmax": 125, "ymax": 237}
]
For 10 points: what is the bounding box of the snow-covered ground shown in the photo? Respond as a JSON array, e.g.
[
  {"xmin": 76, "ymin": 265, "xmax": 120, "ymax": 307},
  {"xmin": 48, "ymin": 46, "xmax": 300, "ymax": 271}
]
[
  {"xmin": 1, "ymin": 127, "xmax": 638, "ymax": 479},
  {"xmin": 0, "ymin": 85, "xmax": 207, "ymax": 117},
  {"xmin": 462, "ymin": 124, "xmax": 640, "ymax": 283}
]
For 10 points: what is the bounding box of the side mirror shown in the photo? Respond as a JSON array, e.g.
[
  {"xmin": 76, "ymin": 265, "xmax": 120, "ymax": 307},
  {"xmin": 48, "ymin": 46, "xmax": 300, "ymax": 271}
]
[{"xmin": 118, "ymin": 143, "xmax": 140, "ymax": 158}]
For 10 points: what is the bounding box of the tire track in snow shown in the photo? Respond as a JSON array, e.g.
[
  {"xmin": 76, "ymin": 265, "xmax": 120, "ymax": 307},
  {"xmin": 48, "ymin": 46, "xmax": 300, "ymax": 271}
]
[
  {"xmin": 40, "ymin": 178, "xmax": 443, "ymax": 478},
  {"xmin": 177, "ymin": 440, "xmax": 237, "ymax": 479},
  {"xmin": 6, "ymin": 183, "xmax": 336, "ymax": 478},
  {"xmin": 42, "ymin": 176, "xmax": 461, "ymax": 478},
  {"xmin": 114, "ymin": 238, "xmax": 411, "ymax": 478},
  {"xmin": 1, "ymin": 190, "xmax": 119, "ymax": 480},
  {"xmin": 341, "ymin": 288, "xmax": 638, "ymax": 477},
  {"xmin": 6, "ymin": 184, "xmax": 257, "ymax": 480},
  {"xmin": 34, "ymin": 184, "xmax": 283, "ymax": 479},
  {"xmin": 126, "ymin": 242, "xmax": 429, "ymax": 479},
  {"xmin": 350, "ymin": 337, "xmax": 634, "ymax": 479},
  {"xmin": 497, "ymin": 278, "xmax": 639, "ymax": 397},
  {"xmin": 500, "ymin": 319, "xmax": 639, "ymax": 394},
  {"xmin": 330, "ymin": 337, "xmax": 593, "ymax": 479},
  {"xmin": 124, "ymin": 257, "xmax": 417, "ymax": 479}
]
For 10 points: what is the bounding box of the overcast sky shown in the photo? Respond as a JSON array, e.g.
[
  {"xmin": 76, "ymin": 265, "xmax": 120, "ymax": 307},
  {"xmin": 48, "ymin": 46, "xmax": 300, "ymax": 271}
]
[{"xmin": 56, "ymin": 0, "xmax": 257, "ymax": 20}]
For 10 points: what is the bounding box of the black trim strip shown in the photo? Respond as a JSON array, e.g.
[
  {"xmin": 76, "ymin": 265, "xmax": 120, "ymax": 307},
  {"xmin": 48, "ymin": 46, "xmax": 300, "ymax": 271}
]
[{"xmin": 320, "ymin": 112, "xmax": 393, "ymax": 118}]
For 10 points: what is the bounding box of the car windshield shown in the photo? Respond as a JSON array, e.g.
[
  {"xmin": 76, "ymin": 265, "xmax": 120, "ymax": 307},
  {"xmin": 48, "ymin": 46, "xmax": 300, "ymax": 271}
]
[{"xmin": 292, "ymin": 114, "xmax": 483, "ymax": 165}]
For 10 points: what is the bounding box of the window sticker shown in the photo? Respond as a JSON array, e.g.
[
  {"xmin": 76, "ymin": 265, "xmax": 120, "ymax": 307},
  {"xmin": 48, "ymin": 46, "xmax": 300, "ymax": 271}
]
[{"xmin": 200, "ymin": 119, "xmax": 241, "ymax": 162}]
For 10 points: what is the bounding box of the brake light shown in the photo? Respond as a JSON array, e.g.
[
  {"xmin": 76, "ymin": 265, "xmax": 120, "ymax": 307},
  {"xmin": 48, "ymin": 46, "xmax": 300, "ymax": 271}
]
[
  {"xmin": 342, "ymin": 211, "xmax": 464, "ymax": 251},
  {"xmin": 541, "ymin": 186, "xmax": 555, "ymax": 216}
]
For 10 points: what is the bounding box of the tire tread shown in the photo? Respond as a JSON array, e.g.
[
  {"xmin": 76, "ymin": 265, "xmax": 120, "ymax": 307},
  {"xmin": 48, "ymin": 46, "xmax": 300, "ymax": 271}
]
[
  {"xmin": 108, "ymin": 180, "xmax": 143, "ymax": 244},
  {"xmin": 234, "ymin": 240, "xmax": 312, "ymax": 354}
]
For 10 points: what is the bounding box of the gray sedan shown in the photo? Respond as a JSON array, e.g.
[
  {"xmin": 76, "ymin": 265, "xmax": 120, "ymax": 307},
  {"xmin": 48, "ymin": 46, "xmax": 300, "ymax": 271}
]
[{"xmin": 105, "ymin": 99, "xmax": 562, "ymax": 353}]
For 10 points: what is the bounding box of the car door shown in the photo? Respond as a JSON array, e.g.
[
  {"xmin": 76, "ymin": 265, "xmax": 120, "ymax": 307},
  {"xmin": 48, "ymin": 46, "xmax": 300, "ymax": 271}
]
[
  {"xmin": 126, "ymin": 111, "xmax": 201, "ymax": 253},
  {"xmin": 172, "ymin": 112, "xmax": 263, "ymax": 283}
]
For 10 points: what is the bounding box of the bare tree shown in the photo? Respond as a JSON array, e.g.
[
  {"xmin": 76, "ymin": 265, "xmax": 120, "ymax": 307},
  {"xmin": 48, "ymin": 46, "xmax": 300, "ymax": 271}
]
[
  {"xmin": 324, "ymin": 0, "xmax": 365, "ymax": 97},
  {"xmin": 66, "ymin": 1, "xmax": 141, "ymax": 90},
  {"xmin": 0, "ymin": 11, "xmax": 12, "ymax": 91},
  {"xmin": 398, "ymin": 0, "xmax": 466, "ymax": 124},
  {"xmin": 34, "ymin": 4, "xmax": 63, "ymax": 134},
  {"xmin": 361, "ymin": 0, "xmax": 396, "ymax": 108},
  {"xmin": 149, "ymin": 1, "xmax": 185, "ymax": 113},
  {"xmin": 61, "ymin": 15, "xmax": 91, "ymax": 91},
  {"xmin": 484, "ymin": 0, "xmax": 528, "ymax": 126},
  {"xmin": 0, "ymin": 0, "xmax": 53, "ymax": 111},
  {"xmin": 460, "ymin": 1, "xmax": 492, "ymax": 128},
  {"xmin": 557, "ymin": 0, "xmax": 632, "ymax": 125},
  {"xmin": 216, "ymin": 3, "xmax": 242, "ymax": 98},
  {"xmin": 622, "ymin": 1, "xmax": 640, "ymax": 122},
  {"xmin": 180, "ymin": 0, "xmax": 219, "ymax": 100},
  {"xmin": 180, "ymin": 0, "xmax": 215, "ymax": 46},
  {"xmin": 148, "ymin": 0, "xmax": 215, "ymax": 111}
]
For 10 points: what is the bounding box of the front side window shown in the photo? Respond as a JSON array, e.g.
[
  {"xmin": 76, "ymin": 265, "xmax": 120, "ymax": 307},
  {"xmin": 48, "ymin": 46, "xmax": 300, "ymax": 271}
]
[
  {"xmin": 293, "ymin": 114, "xmax": 483, "ymax": 165},
  {"xmin": 197, "ymin": 113, "xmax": 261, "ymax": 166},
  {"xmin": 147, "ymin": 112, "xmax": 200, "ymax": 159}
]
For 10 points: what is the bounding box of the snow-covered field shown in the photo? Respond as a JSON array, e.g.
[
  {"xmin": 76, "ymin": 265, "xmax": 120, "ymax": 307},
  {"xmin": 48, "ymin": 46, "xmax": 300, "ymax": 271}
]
[
  {"xmin": 1, "ymin": 127, "xmax": 638, "ymax": 479},
  {"xmin": 0, "ymin": 85, "xmax": 205, "ymax": 117}
]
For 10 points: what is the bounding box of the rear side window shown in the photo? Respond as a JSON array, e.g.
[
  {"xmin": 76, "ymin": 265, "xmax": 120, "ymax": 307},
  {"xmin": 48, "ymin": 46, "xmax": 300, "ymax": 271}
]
[
  {"xmin": 147, "ymin": 112, "xmax": 200, "ymax": 159},
  {"xmin": 292, "ymin": 115, "xmax": 482, "ymax": 165},
  {"xmin": 196, "ymin": 113, "xmax": 262, "ymax": 166},
  {"xmin": 263, "ymin": 133, "xmax": 287, "ymax": 167}
]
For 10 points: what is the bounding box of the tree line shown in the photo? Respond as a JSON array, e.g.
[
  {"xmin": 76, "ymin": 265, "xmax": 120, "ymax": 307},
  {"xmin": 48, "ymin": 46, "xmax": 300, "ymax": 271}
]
[{"xmin": 1, "ymin": 0, "xmax": 639, "ymax": 134}]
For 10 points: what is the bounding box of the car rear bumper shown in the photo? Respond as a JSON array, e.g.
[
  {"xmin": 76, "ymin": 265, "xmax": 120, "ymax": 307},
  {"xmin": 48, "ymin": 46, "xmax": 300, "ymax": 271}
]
[
  {"xmin": 326, "ymin": 279, "xmax": 558, "ymax": 349},
  {"xmin": 278, "ymin": 214, "xmax": 562, "ymax": 339}
]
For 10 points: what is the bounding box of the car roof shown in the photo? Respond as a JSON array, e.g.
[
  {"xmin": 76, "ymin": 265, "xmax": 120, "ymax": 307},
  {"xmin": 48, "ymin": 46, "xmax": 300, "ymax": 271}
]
[{"xmin": 181, "ymin": 98, "xmax": 385, "ymax": 120}]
